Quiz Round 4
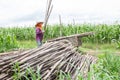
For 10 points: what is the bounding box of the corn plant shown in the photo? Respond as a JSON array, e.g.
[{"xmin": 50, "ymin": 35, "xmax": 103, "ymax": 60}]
[
  {"xmin": 0, "ymin": 24, "xmax": 120, "ymax": 51},
  {"xmin": 0, "ymin": 33, "xmax": 18, "ymax": 52}
]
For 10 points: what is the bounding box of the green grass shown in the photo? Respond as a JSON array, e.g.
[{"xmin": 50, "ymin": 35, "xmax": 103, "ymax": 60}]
[
  {"xmin": 82, "ymin": 42, "xmax": 118, "ymax": 50},
  {"xmin": 18, "ymin": 40, "xmax": 36, "ymax": 49},
  {"xmin": 94, "ymin": 53, "xmax": 120, "ymax": 80},
  {"xmin": 79, "ymin": 42, "xmax": 120, "ymax": 56}
]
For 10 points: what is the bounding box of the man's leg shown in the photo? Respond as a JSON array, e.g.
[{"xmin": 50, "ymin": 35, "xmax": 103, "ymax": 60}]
[{"xmin": 37, "ymin": 40, "xmax": 42, "ymax": 47}]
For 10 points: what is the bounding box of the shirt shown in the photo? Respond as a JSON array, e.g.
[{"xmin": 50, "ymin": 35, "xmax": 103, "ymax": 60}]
[{"xmin": 36, "ymin": 27, "xmax": 43, "ymax": 41}]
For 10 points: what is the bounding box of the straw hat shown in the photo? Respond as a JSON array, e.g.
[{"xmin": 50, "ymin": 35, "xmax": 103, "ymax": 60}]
[{"xmin": 35, "ymin": 22, "xmax": 44, "ymax": 27}]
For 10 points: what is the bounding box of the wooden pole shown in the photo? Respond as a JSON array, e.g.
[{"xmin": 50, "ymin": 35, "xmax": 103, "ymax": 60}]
[
  {"xmin": 44, "ymin": 5, "xmax": 53, "ymax": 29},
  {"xmin": 59, "ymin": 15, "xmax": 62, "ymax": 36},
  {"xmin": 73, "ymin": 18, "xmax": 75, "ymax": 25},
  {"xmin": 44, "ymin": 0, "xmax": 49, "ymax": 25},
  {"xmin": 44, "ymin": 0, "xmax": 53, "ymax": 31}
]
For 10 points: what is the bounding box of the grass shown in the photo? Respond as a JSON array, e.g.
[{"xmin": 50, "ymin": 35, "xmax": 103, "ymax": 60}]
[
  {"xmin": 79, "ymin": 42, "xmax": 120, "ymax": 56},
  {"xmin": 94, "ymin": 53, "xmax": 120, "ymax": 80},
  {"xmin": 18, "ymin": 40, "xmax": 36, "ymax": 49}
]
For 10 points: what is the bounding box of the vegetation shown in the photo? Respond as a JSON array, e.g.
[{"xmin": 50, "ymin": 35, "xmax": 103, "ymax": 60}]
[
  {"xmin": 13, "ymin": 63, "xmax": 42, "ymax": 80},
  {"xmin": 0, "ymin": 33, "xmax": 18, "ymax": 52},
  {"xmin": 0, "ymin": 24, "xmax": 120, "ymax": 52},
  {"xmin": 93, "ymin": 53, "xmax": 120, "ymax": 80},
  {"xmin": 0, "ymin": 24, "xmax": 120, "ymax": 43},
  {"xmin": 0, "ymin": 27, "xmax": 35, "ymax": 41}
]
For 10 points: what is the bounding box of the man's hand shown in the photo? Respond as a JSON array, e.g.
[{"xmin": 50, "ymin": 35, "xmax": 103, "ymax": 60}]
[{"xmin": 42, "ymin": 30, "xmax": 45, "ymax": 33}]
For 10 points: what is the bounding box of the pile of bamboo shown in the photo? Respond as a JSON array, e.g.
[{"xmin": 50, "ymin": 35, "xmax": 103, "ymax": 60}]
[{"xmin": 0, "ymin": 40, "xmax": 97, "ymax": 80}]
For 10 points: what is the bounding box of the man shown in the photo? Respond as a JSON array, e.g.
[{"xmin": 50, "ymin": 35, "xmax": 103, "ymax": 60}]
[{"xmin": 35, "ymin": 22, "xmax": 44, "ymax": 47}]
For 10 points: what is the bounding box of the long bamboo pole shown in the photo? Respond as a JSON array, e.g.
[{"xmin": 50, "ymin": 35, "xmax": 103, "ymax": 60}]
[
  {"xmin": 59, "ymin": 15, "xmax": 62, "ymax": 36},
  {"xmin": 44, "ymin": 0, "xmax": 53, "ymax": 31}
]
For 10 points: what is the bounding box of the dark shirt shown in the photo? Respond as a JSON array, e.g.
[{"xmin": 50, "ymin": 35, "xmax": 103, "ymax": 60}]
[{"xmin": 36, "ymin": 28, "xmax": 43, "ymax": 41}]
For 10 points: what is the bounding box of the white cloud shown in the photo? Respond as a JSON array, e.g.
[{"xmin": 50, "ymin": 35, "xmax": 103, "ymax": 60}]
[
  {"xmin": 0, "ymin": 0, "xmax": 46, "ymax": 19},
  {"xmin": 0, "ymin": 0, "xmax": 120, "ymax": 26},
  {"xmin": 53, "ymin": 0, "xmax": 120, "ymax": 14}
]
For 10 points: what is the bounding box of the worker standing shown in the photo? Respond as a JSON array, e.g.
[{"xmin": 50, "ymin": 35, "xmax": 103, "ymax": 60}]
[{"xmin": 35, "ymin": 22, "xmax": 44, "ymax": 47}]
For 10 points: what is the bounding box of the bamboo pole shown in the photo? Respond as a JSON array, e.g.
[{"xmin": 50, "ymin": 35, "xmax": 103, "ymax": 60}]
[
  {"xmin": 59, "ymin": 15, "xmax": 62, "ymax": 36},
  {"xmin": 44, "ymin": 0, "xmax": 53, "ymax": 31},
  {"xmin": 44, "ymin": 5, "xmax": 53, "ymax": 30}
]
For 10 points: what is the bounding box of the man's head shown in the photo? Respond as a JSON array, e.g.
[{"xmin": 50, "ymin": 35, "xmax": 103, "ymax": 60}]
[
  {"xmin": 35, "ymin": 22, "xmax": 44, "ymax": 27},
  {"xmin": 35, "ymin": 22, "xmax": 44, "ymax": 30}
]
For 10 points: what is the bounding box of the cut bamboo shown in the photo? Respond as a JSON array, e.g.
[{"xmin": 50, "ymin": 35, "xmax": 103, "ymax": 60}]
[
  {"xmin": 0, "ymin": 40, "xmax": 97, "ymax": 80},
  {"xmin": 48, "ymin": 32, "xmax": 94, "ymax": 47}
]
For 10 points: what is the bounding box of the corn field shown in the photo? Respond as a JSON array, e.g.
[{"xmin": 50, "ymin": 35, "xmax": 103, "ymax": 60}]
[
  {"xmin": 44, "ymin": 24, "xmax": 120, "ymax": 43},
  {"xmin": 0, "ymin": 32, "xmax": 18, "ymax": 52},
  {"xmin": 0, "ymin": 24, "xmax": 120, "ymax": 52},
  {"xmin": 0, "ymin": 24, "xmax": 120, "ymax": 43}
]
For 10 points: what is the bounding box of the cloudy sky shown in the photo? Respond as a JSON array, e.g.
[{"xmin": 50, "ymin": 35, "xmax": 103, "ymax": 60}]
[{"xmin": 0, "ymin": 0, "xmax": 120, "ymax": 26}]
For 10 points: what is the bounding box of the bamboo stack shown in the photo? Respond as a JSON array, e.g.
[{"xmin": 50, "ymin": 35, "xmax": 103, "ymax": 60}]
[{"xmin": 0, "ymin": 40, "xmax": 97, "ymax": 80}]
